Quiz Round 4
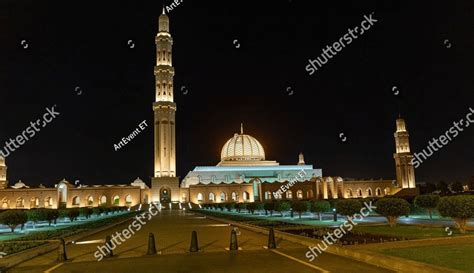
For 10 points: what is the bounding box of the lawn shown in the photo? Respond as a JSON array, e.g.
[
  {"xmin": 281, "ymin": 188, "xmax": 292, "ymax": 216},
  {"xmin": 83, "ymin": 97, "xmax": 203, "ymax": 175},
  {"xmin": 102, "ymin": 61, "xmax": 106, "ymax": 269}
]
[
  {"xmin": 379, "ymin": 244, "xmax": 474, "ymax": 272},
  {"xmin": 352, "ymin": 224, "xmax": 461, "ymax": 239}
]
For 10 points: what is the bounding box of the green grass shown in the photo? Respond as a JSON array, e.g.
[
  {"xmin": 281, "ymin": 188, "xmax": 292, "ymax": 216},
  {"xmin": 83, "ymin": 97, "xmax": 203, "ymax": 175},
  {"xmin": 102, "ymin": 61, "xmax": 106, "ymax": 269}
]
[
  {"xmin": 379, "ymin": 244, "xmax": 474, "ymax": 271},
  {"xmin": 353, "ymin": 224, "xmax": 473, "ymax": 239},
  {"xmin": 0, "ymin": 212, "xmax": 136, "ymax": 255}
]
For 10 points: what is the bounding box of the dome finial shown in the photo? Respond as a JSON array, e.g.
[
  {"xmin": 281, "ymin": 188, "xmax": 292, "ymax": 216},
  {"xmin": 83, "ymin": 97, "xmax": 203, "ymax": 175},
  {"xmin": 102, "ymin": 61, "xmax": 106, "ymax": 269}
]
[
  {"xmin": 240, "ymin": 123, "xmax": 243, "ymax": 134},
  {"xmin": 162, "ymin": 5, "xmax": 166, "ymax": 15}
]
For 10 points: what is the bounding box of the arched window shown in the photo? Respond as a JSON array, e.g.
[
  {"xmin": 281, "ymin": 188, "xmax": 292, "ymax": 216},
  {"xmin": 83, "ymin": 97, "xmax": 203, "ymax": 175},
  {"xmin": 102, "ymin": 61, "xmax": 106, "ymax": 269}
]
[
  {"xmin": 307, "ymin": 190, "xmax": 313, "ymax": 199},
  {"xmin": 209, "ymin": 192, "xmax": 215, "ymax": 202},
  {"xmin": 346, "ymin": 189, "xmax": 353, "ymax": 198},
  {"xmin": 87, "ymin": 196, "xmax": 94, "ymax": 206},
  {"xmin": 231, "ymin": 192, "xmax": 237, "ymax": 201},
  {"xmin": 197, "ymin": 193, "xmax": 203, "ymax": 202},
  {"xmin": 100, "ymin": 195, "xmax": 107, "ymax": 205},
  {"xmin": 72, "ymin": 196, "xmax": 80, "ymax": 206},
  {"xmin": 384, "ymin": 187, "xmax": 391, "ymax": 195},
  {"xmin": 44, "ymin": 197, "xmax": 52, "ymax": 207},
  {"xmin": 296, "ymin": 190, "xmax": 303, "ymax": 199},
  {"xmin": 220, "ymin": 192, "xmax": 226, "ymax": 202},
  {"xmin": 366, "ymin": 188, "xmax": 372, "ymax": 197},
  {"xmin": 16, "ymin": 197, "xmax": 25, "ymax": 208},
  {"xmin": 357, "ymin": 189, "xmax": 363, "ymax": 197},
  {"xmin": 1, "ymin": 198, "xmax": 9, "ymax": 209},
  {"xmin": 113, "ymin": 195, "xmax": 120, "ymax": 206},
  {"xmin": 286, "ymin": 190, "xmax": 293, "ymax": 199},
  {"xmin": 125, "ymin": 195, "xmax": 132, "ymax": 205},
  {"xmin": 265, "ymin": 191, "xmax": 272, "ymax": 200},
  {"xmin": 242, "ymin": 191, "xmax": 250, "ymax": 201},
  {"xmin": 375, "ymin": 188, "xmax": 382, "ymax": 196}
]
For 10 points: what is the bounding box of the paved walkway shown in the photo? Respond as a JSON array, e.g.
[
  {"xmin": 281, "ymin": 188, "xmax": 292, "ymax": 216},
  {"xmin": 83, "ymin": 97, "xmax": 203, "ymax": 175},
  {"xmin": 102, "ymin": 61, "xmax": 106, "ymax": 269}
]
[{"xmin": 9, "ymin": 209, "xmax": 393, "ymax": 273}]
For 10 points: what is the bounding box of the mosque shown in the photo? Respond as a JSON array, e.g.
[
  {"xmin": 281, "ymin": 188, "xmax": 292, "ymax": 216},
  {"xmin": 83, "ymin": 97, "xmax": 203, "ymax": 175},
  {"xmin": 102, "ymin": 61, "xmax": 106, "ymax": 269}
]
[{"xmin": 0, "ymin": 10, "xmax": 417, "ymax": 209}]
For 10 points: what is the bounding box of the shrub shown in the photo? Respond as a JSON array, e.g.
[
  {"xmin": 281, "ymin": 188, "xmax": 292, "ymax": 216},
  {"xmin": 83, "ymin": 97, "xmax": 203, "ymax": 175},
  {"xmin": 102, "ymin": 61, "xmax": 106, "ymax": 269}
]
[
  {"xmin": 254, "ymin": 202, "xmax": 264, "ymax": 213},
  {"xmin": 336, "ymin": 199, "xmax": 362, "ymax": 219},
  {"xmin": 0, "ymin": 210, "xmax": 28, "ymax": 232},
  {"xmin": 236, "ymin": 203, "xmax": 247, "ymax": 213},
  {"xmin": 45, "ymin": 209, "xmax": 59, "ymax": 225},
  {"xmin": 438, "ymin": 195, "xmax": 474, "ymax": 233},
  {"xmin": 311, "ymin": 200, "xmax": 331, "ymax": 221},
  {"xmin": 450, "ymin": 181, "xmax": 464, "ymax": 193},
  {"xmin": 292, "ymin": 201, "xmax": 310, "ymax": 219},
  {"xmin": 264, "ymin": 202, "xmax": 275, "ymax": 216},
  {"xmin": 80, "ymin": 207, "xmax": 94, "ymax": 219},
  {"xmin": 375, "ymin": 198, "xmax": 410, "ymax": 227},
  {"xmin": 274, "ymin": 201, "xmax": 291, "ymax": 217},
  {"xmin": 27, "ymin": 209, "xmax": 46, "ymax": 227},
  {"xmin": 414, "ymin": 194, "xmax": 440, "ymax": 219},
  {"xmin": 225, "ymin": 203, "xmax": 235, "ymax": 212},
  {"xmin": 92, "ymin": 207, "xmax": 103, "ymax": 216},
  {"xmin": 67, "ymin": 209, "xmax": 80, "ymax": 222}
]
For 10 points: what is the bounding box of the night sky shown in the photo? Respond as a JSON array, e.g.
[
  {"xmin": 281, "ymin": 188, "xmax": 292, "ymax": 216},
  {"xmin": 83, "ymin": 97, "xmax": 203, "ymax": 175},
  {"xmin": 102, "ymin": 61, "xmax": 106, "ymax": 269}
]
[{"xmin": 0, "ymin": 0, "xmax": 472, "ymax": 187}]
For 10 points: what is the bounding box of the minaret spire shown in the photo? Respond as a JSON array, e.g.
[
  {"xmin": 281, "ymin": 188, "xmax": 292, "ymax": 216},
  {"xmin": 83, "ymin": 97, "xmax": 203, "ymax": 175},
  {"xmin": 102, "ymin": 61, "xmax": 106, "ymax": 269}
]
[
  {"xmin": 240, "ymin": 123, "xmax": 244, "ymax": 134},
  {"xmin": 393, "ymin": 118, "xmax": 416, "ymax": 188},
  {"xmin": 153, "ymin": 12, "xmax": 176, "ymax": 178}
]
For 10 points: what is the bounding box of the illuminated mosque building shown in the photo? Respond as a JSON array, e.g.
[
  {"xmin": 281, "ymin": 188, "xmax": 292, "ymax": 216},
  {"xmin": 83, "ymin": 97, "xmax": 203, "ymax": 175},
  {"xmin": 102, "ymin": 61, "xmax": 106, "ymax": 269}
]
[{"xmin": 0, "ymin": 10, "xmax": 418, "ymax": 209}]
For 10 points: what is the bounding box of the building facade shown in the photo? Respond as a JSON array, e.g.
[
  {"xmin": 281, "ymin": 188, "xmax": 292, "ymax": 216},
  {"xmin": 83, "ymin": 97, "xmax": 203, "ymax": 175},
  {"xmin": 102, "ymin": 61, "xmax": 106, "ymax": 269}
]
[{"xmin": 0, "ymin": 12, "xmax": 418, "ymax": 209}]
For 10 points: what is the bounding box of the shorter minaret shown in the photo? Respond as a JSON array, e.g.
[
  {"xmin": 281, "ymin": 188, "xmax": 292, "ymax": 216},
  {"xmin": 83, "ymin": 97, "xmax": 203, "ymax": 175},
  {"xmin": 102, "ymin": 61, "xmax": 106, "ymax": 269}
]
[
  {"xmin": 0, "ymin": 156, "xmax": 7, "ymax": 189},
  {"xmin": 298, "ymin": 152, "xmax": 305, "ymax": 165},
  {"xmin": 393, "ymin": 118, "xmax": 416, "ymax": 188}
]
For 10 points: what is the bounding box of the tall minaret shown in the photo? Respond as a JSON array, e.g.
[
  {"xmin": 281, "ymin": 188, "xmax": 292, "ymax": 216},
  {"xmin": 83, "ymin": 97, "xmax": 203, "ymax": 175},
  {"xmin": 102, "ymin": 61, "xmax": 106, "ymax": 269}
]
[
  {"xmin": 0, "ymin": 156, "xmax": 7, "ymax": 189},
  {"xmin": 393, "ymin": 118, "xmax": 416, "ymax": 188},
  {"xmin": 153, "ymin": 8, "xmax": 176, "ymax": 178}
]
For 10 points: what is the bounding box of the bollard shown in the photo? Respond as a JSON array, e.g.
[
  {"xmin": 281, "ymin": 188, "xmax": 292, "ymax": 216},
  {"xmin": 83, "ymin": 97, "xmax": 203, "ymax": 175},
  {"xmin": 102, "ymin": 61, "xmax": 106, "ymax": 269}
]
[
  {"xmin": 58, "ymin": 238, "xmax": 67, "ymax": 261},
  {"xmin": 229, "ymin": 229, "xmax": 238, "ymax": 251},
  {"xmin": 105, "ymin": 235, "xmax": 114, "ymax": 258},
  {"xmin": 189, "ymin": 230, "xmax": 199, "ymax": 252},
  {"xmin": 267, "ymin": 228, "xmax": 277, "ymax": 249},
  {"xmin": 147, "ymin": 233, "xmax": 157, "ymax": 255}
]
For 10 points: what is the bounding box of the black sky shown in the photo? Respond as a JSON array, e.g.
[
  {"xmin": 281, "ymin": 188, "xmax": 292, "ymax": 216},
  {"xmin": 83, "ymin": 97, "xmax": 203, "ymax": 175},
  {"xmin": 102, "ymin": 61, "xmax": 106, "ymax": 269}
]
[{"xmin": 0, "ymin": 0, "xmax": 472, "ymax": 187}]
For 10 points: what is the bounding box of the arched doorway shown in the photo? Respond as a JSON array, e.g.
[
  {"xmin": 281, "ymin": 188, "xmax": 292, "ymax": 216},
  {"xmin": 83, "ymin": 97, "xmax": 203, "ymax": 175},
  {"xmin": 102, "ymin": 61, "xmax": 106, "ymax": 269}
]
[{"xmin": 160, "ymin": 187, "xmax": 171, "ymax": 203}]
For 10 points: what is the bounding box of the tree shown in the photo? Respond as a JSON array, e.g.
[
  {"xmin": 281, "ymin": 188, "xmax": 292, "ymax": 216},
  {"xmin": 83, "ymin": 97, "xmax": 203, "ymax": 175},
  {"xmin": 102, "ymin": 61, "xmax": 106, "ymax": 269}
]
[
  {"xmin": 80, "ymin": 207, "xmax": 93, "ymax": 219},
  {"xmin": 422, "ymin": 183, "xmax": 437, "ymax": 194},
  {"xmin": 247, "ymin": 203, "xmax": 256, "ymax": 214},
  {"xmin": 0, "ymin": 210, "xmax": 28, "ymax": 232},
  {"xmin": 264, "ymin": 202, "xmax": 275, "ymax": 216},
  {"xmin": 438, "ymin": 195, "xmax": 474, "ymax": 233},
  {"xmin": 414, "ymin": 194, "xmax": 440, "ymax": 219},
  {"xmin": 236, "ymin": 203, "xmax": 247, "ymax": 213},
  {"xmin": 225, "ymin": 203, "xmax": 235, "ymax": 212},
  {"xmin": 375, "ymin": 198, "xmax": 410, "ymax": 227},
  {"xmin": 436, "ymin": 181, "xmax": 449, "ymax": 193},
  {"xmin": 469, "ymin": 177, "xmax": 474, "ymax": 191},
  {"xmin": 336, "ymin": 199, "xmax": 362, "ymax": 219},
  {"xmin": 292, "ymin": 201, "xmax": 310, "ymax": 219},
  {"xmin": 92, "ymin": 207, "xmax": 103, "ymax": 216},
  {"xmin": 311, "ymin": 200, "xmax": 331, "ymax": 221},
  {"xmin": 67, "ymin": 209, "xmax": 80, "ymax": 222},
  {"xmin": 274, "ymin": 201, "xmax": 291, "ymax": 217},
  {"xmin": 450, "ymin": 181, "xmax": 464, "ymax": 193},
  {"xmin": 27, "ymin": 209, "xmax": 46, "ymax": 228},
  {"xmin": 45, "ymin": 209, "xmax": 59, "ymax": 225}
]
